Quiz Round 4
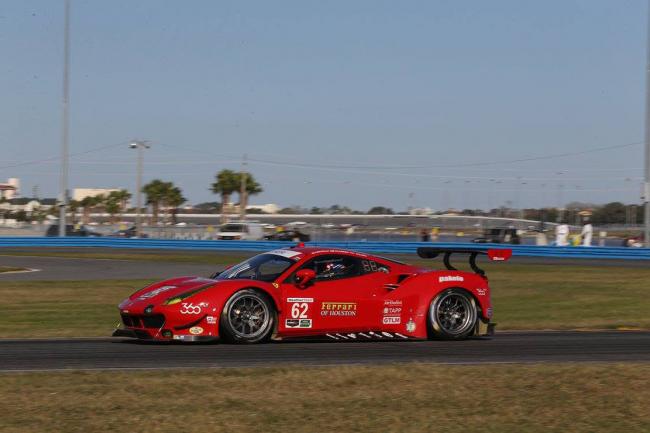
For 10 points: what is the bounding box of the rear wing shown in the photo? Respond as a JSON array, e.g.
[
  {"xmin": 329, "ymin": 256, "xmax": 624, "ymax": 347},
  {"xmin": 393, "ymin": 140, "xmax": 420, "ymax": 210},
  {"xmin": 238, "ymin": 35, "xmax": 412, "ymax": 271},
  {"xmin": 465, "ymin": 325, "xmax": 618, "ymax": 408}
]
[{"xmin": 417, "ymin": 247, "xmax": 512, "ymax": 278}]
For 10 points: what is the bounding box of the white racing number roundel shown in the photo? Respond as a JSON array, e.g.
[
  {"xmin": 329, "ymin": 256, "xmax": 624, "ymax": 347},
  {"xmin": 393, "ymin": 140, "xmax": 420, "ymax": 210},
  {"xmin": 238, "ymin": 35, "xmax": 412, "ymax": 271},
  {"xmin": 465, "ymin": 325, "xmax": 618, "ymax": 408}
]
[{"xmin": 286, "ymin": 297, "xmax": 313, "ymax": 324}]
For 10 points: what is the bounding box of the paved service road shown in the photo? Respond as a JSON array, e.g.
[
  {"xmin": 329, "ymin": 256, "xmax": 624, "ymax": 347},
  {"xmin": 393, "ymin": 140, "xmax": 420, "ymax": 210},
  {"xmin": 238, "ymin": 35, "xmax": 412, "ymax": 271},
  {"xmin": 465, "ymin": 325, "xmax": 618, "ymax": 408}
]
[
  {"xmin": 0, "ymin": 255, "xmax": 219, "ymax": 281},
  {"xmin": 1, "ymin": 331, "xmax": 649, "ymax": 372}
]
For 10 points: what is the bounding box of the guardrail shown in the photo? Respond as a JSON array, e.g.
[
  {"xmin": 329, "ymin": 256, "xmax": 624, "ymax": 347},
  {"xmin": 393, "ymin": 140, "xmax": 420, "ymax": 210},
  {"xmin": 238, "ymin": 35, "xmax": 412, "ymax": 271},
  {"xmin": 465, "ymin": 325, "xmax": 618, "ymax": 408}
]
[{"xmin": 0, "ymin": 237, "xmax": 648, "ymax": 260}]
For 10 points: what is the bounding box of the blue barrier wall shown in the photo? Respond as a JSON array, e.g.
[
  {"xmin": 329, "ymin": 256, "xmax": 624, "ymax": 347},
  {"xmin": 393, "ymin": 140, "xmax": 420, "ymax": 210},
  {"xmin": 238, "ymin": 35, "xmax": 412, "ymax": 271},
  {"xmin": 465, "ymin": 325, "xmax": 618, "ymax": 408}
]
[{"xmin": 0, "ymin": 237, "xmax": 649, "ymax": 260}]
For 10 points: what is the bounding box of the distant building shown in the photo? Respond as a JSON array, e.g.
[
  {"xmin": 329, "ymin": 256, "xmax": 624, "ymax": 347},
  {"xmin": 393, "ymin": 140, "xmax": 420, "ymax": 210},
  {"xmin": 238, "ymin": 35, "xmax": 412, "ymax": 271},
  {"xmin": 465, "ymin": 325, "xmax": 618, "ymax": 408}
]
[
  {"xmin": 0, "ymin": 178, "xmax": 19, "ymax": 200},
  {"xmin": 73, "ymin": 188, "xmax": 121, "ymax": 201},
  {"xmin": 409, "ymin": 207, "xmax": 433, "ymax": 216},
  {"xmin": 246, "ymin": 203, "xmax": 280, "ymax": 214},
  {"xmin": 0, "ymin": 197, "xmax": 57, "ymax": 213}
]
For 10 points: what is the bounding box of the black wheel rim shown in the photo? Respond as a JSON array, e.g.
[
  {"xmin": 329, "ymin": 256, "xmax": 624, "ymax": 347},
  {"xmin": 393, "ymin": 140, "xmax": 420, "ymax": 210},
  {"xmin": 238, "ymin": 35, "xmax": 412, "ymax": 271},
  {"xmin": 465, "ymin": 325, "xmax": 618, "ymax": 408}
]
[{"xmin": 227, "ymin": 294, "xmax": 270, "ymax": 339}]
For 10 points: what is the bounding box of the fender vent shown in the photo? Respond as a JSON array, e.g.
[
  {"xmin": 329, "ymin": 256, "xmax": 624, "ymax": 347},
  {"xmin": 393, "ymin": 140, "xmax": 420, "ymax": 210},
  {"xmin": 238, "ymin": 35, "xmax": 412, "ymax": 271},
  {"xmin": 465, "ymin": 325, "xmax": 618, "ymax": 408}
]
[{"xmin": 396, "ymin": 274, "xmax": 411, "ymax": 283}]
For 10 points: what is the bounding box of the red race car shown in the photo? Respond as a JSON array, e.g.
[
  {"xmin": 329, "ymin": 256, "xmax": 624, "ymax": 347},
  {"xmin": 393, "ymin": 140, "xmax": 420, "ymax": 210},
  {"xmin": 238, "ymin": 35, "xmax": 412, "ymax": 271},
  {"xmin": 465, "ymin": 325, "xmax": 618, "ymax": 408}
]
[{"xmin": 113, "ymin": 246, "xmax": 511, "ymax": 343}]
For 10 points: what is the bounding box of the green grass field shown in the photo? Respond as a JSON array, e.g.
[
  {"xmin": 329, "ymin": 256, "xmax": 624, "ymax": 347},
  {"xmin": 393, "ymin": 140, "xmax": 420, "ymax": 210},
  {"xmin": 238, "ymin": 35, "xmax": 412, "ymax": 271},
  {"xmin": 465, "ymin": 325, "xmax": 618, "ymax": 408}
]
[{"xmin": 2, "ymin": 363, "xmax": 650, "ymax": 433}]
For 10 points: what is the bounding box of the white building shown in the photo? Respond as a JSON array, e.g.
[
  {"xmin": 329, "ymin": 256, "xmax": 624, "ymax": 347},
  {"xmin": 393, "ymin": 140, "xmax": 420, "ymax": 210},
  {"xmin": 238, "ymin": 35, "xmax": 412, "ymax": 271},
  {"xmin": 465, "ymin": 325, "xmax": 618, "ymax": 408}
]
[
  {"xmin": 246, "ymin": 203, "xmax": 280, "ymax": 214},
  {"xmin": 0, "ymin": 178, "xmax": 19, "ymax": 200},
  {"xmin": 73, "ymin": 188, "xmax": 122, "ymax": 201}
]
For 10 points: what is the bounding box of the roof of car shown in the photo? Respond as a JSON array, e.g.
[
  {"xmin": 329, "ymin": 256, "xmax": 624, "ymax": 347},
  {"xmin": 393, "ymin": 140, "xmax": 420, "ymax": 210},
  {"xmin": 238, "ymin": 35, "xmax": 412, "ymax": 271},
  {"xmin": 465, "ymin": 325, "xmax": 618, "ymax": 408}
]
[{"xmin": 264, "ymin": 246, "xmax": 407, "ymax": 265}]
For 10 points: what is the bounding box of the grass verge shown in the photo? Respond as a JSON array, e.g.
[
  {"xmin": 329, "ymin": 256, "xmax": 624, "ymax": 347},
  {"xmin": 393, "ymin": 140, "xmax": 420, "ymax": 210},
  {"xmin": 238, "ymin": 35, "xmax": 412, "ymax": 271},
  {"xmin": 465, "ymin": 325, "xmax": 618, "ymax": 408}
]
[
  {"xmin": 1, "ymin": 363, "xmax": 650, "ymax": 433},
  {"xmin": 0, "ymin": 279, "xmax": 148, "ymax": 338}
]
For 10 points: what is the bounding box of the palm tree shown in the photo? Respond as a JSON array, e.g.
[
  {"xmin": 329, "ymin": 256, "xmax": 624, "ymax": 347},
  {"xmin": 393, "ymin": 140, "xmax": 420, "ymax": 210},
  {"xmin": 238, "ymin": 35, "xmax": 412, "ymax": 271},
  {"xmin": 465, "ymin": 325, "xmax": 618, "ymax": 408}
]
[
  {"xmin": 104, "ymin": 190, "xmax": 131, "ymax": 224},
  {"xmin": 68, "ymin": 199, "xmax": 81, "ymax": 225},
  {"xmin": 79, "ymin": 195, "xmax": 103, "ymax": 225},
  {"xmin": 211, "ymin": 169, "xmax": 240, "ymax": 221},
  {"xmin": 163, "ymin": 186, "xmax": 186, "ymax": 224},
  {"xmin": 238, "ymin": 172, "xmax": 263, "ymax": 213},
  {"xmin": 105, "ymin": 194, "xmax": 121, "ymax": 224},
  {"xmin": 142, "ymin": 180, "xmax": 168, "ymax": 225},
  {"xmin": 110, "ymin": 189, "xmax": 131, "ymax": 220}
]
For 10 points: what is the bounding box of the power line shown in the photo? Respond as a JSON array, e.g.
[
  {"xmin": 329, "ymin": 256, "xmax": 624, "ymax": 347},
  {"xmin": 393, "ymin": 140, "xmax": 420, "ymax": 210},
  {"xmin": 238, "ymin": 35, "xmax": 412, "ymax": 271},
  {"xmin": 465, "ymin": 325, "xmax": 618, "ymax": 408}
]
[
  {"xmin": 0, "ymin": 141, "xmax": 129, "ymax": 171},
  {"xmin": 156, "ymin": 139, "xmax": 643, "ymax": 171}
]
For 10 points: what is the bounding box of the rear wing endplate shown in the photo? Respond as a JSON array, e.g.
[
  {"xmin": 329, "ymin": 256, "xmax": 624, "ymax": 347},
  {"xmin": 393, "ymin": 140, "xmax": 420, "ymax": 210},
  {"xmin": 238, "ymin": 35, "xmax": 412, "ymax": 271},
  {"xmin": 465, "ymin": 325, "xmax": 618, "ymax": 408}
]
[{"xmin": 416, "ymin": 247, "xmax": 512, "ymax": 277}]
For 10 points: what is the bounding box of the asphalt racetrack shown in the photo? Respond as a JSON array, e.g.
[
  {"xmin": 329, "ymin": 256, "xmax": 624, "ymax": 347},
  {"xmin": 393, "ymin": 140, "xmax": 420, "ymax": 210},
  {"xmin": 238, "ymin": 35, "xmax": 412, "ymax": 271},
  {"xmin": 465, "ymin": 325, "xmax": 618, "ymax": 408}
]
[{"xmin": 1, "ymin": 331, "xmax": 650, "ymax": 372}]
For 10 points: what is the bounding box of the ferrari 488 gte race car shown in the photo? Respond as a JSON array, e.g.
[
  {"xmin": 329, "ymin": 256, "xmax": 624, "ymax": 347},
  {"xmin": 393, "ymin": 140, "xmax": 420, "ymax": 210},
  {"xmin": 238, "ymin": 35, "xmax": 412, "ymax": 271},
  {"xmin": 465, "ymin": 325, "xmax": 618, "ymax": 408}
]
[{"xmin": 113, "ymin": 246, "xmax": 511, "ymax": 343}]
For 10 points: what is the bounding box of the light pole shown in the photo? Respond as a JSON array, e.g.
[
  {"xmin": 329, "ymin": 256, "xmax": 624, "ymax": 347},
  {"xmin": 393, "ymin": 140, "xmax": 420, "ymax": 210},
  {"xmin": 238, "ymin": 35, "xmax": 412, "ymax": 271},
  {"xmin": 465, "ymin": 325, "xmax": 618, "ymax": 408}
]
[
  {"xmin": 58, "ymin": 0, "xmax": 71, "ymax": 237},
  {"xmin": 130, "ymin": 140, "xmax": 150, "ymax": 237},
  {"xmin": 239, "ymin": 154, "xmax": 248, "ymax": 220},
  {"xmin": 645, "ymin": 0, "xmax": 650, "ymax": 246}
]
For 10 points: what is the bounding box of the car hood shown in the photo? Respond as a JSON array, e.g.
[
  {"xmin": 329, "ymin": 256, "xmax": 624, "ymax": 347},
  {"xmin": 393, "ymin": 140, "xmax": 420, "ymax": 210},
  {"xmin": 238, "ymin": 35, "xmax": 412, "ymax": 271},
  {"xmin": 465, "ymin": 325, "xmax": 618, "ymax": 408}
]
[{"xmin": 121, "ymin": 276, "xmax": 216, "ymax": 308}]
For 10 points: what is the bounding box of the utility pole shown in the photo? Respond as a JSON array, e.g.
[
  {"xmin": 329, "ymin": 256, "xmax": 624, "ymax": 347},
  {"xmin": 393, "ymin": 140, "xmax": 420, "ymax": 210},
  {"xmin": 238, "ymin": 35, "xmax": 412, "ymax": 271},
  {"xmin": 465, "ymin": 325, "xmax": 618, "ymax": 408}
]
[
  {"xmin": 239, "ymin": 154, "xmax": 247, "ymax": 220},
  {"xmin": 645, "ymin": 0, "xmax": 650, "ymax": 246},
  {"xmin": 58, "ymin": 0, "xmax": 71, "ymax": 237},
  {"xmin": 130, "ymin": 140, "xmax": 150, "ymax": 237}
]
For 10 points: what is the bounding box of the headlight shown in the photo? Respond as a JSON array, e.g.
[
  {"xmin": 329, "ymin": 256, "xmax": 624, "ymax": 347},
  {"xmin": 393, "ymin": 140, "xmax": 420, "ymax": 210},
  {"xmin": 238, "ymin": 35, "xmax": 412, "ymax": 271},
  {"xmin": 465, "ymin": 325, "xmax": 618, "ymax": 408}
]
[{"xmin": 164, "ymin": 283, "xmax": 213, "ymax": 305}]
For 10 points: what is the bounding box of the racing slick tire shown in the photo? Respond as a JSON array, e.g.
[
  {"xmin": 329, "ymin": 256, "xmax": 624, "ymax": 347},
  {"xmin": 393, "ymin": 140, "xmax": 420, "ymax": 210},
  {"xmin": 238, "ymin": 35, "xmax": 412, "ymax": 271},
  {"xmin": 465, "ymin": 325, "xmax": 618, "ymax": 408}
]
[
  {"xmin": 220, "ymin": 289, "xmax": 275, "ymax": 344},
  {"xmin": 428, "ymin": 289, "xmax": 477, "ymax": 340}
]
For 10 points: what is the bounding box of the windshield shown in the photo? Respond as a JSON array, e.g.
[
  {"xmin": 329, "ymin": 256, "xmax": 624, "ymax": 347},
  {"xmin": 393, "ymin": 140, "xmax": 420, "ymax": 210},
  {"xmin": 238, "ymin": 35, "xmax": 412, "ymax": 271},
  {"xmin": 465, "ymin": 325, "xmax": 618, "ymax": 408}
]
[
  {"xmin": 216, "ymin": 254, "xmax": 295, "ymax": 282},
  {"xmin": 220, "ymin": 224, "xmax": 247, "ymax": 233}
]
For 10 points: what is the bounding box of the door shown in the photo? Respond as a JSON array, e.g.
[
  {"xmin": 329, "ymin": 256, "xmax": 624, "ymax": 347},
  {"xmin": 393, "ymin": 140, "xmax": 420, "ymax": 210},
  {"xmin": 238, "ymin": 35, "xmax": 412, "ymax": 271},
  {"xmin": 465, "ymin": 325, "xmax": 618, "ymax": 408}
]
[{"xmin": 279, "ymin": 254, "xmax": 390, "ymax": 336}]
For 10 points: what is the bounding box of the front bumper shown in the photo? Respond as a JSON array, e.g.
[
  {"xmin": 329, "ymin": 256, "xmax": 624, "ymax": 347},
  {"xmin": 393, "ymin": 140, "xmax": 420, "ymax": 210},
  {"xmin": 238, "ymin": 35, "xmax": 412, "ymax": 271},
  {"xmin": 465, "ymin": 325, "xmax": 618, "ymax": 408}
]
[
  {"xmin": 114, "ymin": 311, "xmax": 219, "ymax": 342},
  {"xmin": 112, "ymin": 328, "xmax": 217, "ymax": 342}
]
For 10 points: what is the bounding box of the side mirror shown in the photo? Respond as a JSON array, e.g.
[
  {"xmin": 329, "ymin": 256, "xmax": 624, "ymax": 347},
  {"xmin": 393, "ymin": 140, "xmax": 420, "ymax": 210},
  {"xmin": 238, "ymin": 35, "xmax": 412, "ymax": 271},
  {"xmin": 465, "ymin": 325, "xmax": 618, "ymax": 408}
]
[{"xmin": 294, "ymin": 269, "xmax": 316, "ymax": 289}]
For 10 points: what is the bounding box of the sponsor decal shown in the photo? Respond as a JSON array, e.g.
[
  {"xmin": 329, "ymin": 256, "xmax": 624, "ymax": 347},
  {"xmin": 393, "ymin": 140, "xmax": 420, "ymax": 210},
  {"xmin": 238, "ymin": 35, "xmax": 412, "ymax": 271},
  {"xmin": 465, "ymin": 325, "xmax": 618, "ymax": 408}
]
[
  {"xmin": 476, "ymin": 288, "xmax": 487, "ymax": 296},
  {"xmin": 406, "ymin": 319, "xmax": 416, "ymax": 333},
  {"xmin": 320, "ymin": 302, "xmax": 357, "ymax": 317},
  {"xmin": 486, "ymin": 307, "xmax": 493, "ymax": 318},
  {"xmin": 384, "ymin": 300, "xmax": 402, "ymax": 306},
  {"xmin": 439, "ymin": 276, "xmax": 464, "ymax": 283},
  {"xmin": 189, "ymin": 326, "xmax": 203, "ymax": 335},
  {"xmin": 206, "ymin": 316, "xmax": 217, "ymax": 324},
  {"xmin": 272, "ymin": 283, "xmax": 279, "ymax": 289},
  {"xmin": 173, "ymin": 335, "xmax": 195, "ymax": 340},
  {"xmin": 287, "ymin": 297, "xmax": 313, "ymax": 303},
  {"xmin": 383, "ymin": 316, "xmax": 401, "ymax": 325},
  {"xmin": 285, "ymin": 319, "xmax": 312, "ymax": 328},
  {"xmin": 268, "ymin": 249, "xmax": 303, "ymax": 259},
  {"xmin": 180, "ymin": 302, "xmax": 203, "ymax": 314},
  {"xmin": 137, "ymin": 285, "xmax": 176, "ymax": 300},
  {"xmin": 383, "ymin": 307, "xmax": 402, "ymax": 315}
]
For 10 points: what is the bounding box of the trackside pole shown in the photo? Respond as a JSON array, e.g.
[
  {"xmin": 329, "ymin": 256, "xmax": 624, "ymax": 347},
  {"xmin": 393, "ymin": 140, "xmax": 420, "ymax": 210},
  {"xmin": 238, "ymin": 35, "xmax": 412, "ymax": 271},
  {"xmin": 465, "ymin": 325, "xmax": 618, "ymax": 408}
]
[{"xmin": 645, "ymin": 0, "xmax": 650, "ymax": 247}]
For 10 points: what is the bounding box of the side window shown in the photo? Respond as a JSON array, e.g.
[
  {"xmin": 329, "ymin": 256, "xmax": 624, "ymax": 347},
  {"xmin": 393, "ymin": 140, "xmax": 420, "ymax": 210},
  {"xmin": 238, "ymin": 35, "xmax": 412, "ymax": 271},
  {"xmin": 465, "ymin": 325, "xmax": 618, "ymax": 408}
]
[
  {"xmin": 360, "ymin": 259, "xmax": 390, "ymax": 274},
  {"xmin": 300, "ymin": 255, "xmax": 362, "ymax": 281}
]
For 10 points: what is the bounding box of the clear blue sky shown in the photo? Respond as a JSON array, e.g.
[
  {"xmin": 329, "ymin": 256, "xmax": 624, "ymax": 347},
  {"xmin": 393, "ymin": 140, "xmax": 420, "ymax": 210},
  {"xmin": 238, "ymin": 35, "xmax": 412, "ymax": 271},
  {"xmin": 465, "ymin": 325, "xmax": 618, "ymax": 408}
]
[{"xmin": 1, "ymin": 0, "xmax": 647, "ymax": 211}]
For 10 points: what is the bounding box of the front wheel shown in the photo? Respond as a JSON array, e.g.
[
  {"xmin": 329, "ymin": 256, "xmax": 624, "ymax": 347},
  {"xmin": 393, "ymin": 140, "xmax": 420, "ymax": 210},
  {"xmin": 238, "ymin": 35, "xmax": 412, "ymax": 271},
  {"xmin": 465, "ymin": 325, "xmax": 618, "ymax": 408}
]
[
  {"xmin": 428, "ymin": 289, "xmax": 477, "ymax": 340},
  {"xmin": 220, "ymin": 289, "xmax": 275, "ymax": 344}
]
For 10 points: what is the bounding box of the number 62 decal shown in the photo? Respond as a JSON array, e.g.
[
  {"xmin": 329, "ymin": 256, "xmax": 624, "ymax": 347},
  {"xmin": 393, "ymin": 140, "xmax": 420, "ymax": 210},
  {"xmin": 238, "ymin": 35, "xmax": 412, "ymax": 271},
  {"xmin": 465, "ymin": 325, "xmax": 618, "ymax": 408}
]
[{"xmin": 290, "ymin": 303, "xmax": 309, "ymax": 319}]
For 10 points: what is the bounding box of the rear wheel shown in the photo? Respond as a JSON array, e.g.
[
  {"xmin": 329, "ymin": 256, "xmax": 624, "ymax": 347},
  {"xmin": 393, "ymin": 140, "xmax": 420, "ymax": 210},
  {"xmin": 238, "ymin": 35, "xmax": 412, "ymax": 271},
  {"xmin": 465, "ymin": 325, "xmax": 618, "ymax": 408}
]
[
  {"xmin": 220, "ymin": 289, "xmax": 275, "ymax": 344},
  {"xmin": 428, "ymin": 289, "xmax": 477, "ymax": 340}
]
